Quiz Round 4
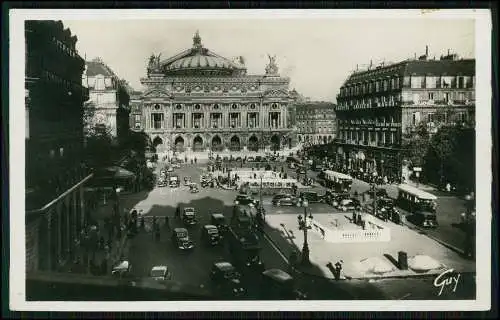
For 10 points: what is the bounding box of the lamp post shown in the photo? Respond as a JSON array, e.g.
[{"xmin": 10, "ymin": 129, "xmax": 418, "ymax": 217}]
[
  {"xmin": 115, "ymin": 187, "xmax": 122, "ymax": 238},
  {"xmin": 371, "ymin": 183, "xmax": 378, "ymax": 219},
  {"xmin": 297, "ymin": 198, "xmax": 312, "ymax": 266}
]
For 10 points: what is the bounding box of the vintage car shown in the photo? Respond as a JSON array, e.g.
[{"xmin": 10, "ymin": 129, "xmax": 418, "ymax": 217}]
[
  {"xmin": 210, "ymin": 262, "xmax": 246, "ymax": 298},
  {"xmin": 189, "ymin": 183, "xmax": 200, "ymax": 193},
  {"xmin": 234, "ymin": 194, "xmax": 257, "ymax": 206},
  {"xmin": 247, "ymin": 157, "xmax": 255, "ymax": 162},
  {"xmin": 260, "ymin": 269, "xmax": 308, "ymax": 300},
  {"xmin": 169, "ymin": 175, "xmax": 180, "ymax": 188},
  {"xmin": 184, "ymin": 176, "xmax": 192, "ymax": 186},
  {"xmin": 149, "ymin": 265, "xmax": 172, "ymax": 281},
  {"xmin": 272, "ymin": 194, "xmax": 299, "ymax": 206},
  {"xmin": 336, "ymin": 198, "xmax": 361, "ymax": 211},
  {"xmin": 201, "ymin": 225, "xmax": 221, "ymax": 246},
  {"xmin": 111, "ymin": 260, "xmax": 132, "ymax": 278},
  {"xmin": 182, "ymin": 207, "xmax": 197, "ymax": 226},
  {"xmin": 299, "ymin": 191, "xmax": 324, "ymax": 203},
  {"xmin": 211, "ymin": 213, "xmax": 228, "ymax": 234},
  {"xmin": 157, "ymin": 177, "xmax": 167, "ymax": 188},
  {"xmin": 172, "ymin": 228, "xmax": 195, "ymax": 250}
]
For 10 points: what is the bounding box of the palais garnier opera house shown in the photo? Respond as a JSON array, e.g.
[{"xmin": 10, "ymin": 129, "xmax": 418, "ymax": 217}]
[{"xmin": 132, "ymin": 31, "xmax": 297, "ymax": 154}]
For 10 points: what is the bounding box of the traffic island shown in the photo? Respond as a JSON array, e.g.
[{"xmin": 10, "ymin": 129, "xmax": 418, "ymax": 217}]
[{"xmin": 263, "ymin": 213, "xmax": 476, "ymax": 280}]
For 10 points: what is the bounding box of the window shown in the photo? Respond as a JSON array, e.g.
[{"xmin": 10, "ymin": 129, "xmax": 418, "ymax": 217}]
[
  {"xmin": 375, "ymin": 81, "xmax": 380, "ymax": 92},
  {"xmin": 250, "ymin": 103, "xmax": 256, "ymax": 109},
  {"xmin": 412, "ymin": 112, "xmax": 421, "ymax": 125},
  {"xmin": 403, "ymin": 76, "xmax": 411, "ymax": 87},
  {"xmin": 151, "ymin": 113, "xmax": 164, "ymax": 129},
  {"xmin": 195, "ymin": 104, "xmax": 201, "ymax": 110},
  {"xmin": 95, "ymin": 77, "xmax": 105, "ymax": 90},
  {"xmin": 427, "ymin": 113, "xmax": 435, "ymax": 123},
  {"xmin": 232, "ymin": 104, "xmax": 238, "ymax": 109},
  {"xmin": 410, "ymin": 76, "xmax": 424, "ymax": 89},
  {"xmin": 383, "ymin": 79, "xmax": 388, "ymax": 91},
  {"xmin": 213, "ymin": 104, "xmax": 219, "ymax": 109},
  {"xmin": 154, "ymin": 104, "xmax": 161, "ymax": 110},
  {"xmin": 465, "ymin": 76, "xmax": 473, "ymax": 88},
  {"xmin": 176, "ymin": 104, "xmax": 182, "ymax": 110},
  {"xmin": 458, "ymin": 77, "xmax": 465, "ymax": 88},
  {"xmin": 134, "ymin": 115, "xmax": 141, "ymax": 122},
  {"xmin": 426, "ymin": 76, "xmax": 438, "ymax": 89}
]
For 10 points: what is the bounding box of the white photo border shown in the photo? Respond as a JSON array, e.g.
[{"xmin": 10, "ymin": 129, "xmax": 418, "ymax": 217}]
[{"xmin": 9, "ymin": 8, "xmax": 492, "ymax": 312}]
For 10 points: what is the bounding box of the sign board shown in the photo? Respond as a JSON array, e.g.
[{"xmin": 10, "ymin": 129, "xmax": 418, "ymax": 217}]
[{"xmin": 413, "ymin": 167, "xmax": 422, "ymax": 172}]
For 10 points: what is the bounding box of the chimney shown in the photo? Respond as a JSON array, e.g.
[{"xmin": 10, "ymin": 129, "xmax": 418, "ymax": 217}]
[
  {"xmin": 447, "ymin": 49, "xmax": 450, "ymax": 56},
  {"xmin": 425, "ymin": 45, "xmax": 429, "ymax": 57},
  {"xmin": 414, "ymin": 53, "xmax": 417, "ymax": 60}
]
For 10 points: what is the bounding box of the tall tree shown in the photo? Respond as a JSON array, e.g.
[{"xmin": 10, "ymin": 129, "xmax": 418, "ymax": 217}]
[
  {"xmin": 423, "ymin": 124, "xmax": 475, "ymax": 190},
  {"xmin": 401, "ymin": 121, "xmax": 430, "ymax": 167}
]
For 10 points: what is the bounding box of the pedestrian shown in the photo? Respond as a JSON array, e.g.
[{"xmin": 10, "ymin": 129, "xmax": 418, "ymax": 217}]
[
  {"xmin": 194, "ymin": 157, "xmax": 197, "ymax": 164},
  {"xmin": 165, "ymin": 216, "xmax": 170, "ymax": 230}
]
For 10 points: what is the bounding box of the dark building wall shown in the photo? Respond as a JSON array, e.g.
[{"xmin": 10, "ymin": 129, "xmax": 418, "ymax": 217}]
[
  {"xmin": 25, "ymin": 20, "xmax": 89, "ymax": 191},
  {"xmin": 25, "ymin": 20, "xmax": 92, "ymax": 274}
]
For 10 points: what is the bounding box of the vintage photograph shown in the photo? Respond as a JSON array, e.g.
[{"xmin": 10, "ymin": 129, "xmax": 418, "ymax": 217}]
[{"xmin": 9, "ymin": 9, "xmax": 492, "ymax": 311}]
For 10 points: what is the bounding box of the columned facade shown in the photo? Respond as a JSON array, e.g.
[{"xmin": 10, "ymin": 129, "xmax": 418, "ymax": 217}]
[{"xmin": 137, "ymin": 31, "xmax": 295, "ymax": 154}]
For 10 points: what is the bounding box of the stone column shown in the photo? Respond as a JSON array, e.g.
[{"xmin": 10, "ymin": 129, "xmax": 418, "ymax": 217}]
[
  {"xmin": 79, "ymin": 186, "xmax": 86, "ymax": 228},
  {"xmin": 65, "ymin": 196, "xmax": 71, "ymax": 257},
  {"xmin": 205, "ymin": 111, "xmax": 209, "ymax": 129},
  {"xmin": 47, "ymin": 209, "xmax": 53, "ymax": 271},
  {"xmin": 56, "ymin": 201, "xmax": 62, "ymax": 266}
]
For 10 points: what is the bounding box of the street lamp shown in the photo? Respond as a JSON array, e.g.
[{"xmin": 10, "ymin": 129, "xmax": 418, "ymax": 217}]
[
  {"xmin": 297, "ymin": 198, "xmax": 312, "ymax": 266},
  {"xmin": 115, "ymin": 187, "xmax": 122, "ymax": 238}
]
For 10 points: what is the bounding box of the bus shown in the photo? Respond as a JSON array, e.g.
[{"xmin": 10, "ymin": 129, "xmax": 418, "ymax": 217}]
[
  {"xmin": 323, "ymin": 170, "xmax": 353, "ymax": 192},
  {"xmin": 396, "ymin": 184, "xmax": 438, "ymax": 228}
]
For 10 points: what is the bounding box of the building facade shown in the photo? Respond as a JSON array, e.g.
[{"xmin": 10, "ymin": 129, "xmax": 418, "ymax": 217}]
[
  {"xmin": 295, "ymin": 102, "xmax": 336, "ymax": 145},
  {"xmin": 25, "ymin": 20, "xmax": 92, "ymax": 273},
  {"xmin": 82, "ymin": 58, "xmax": 130, "ymax": 143},
  {"xmin": 335, "ymin": 51, "xmax": 475, "ymax": 180},
  {"xmin": 136, "ymin": 31, "xmax": 295, "ymax": 154}
]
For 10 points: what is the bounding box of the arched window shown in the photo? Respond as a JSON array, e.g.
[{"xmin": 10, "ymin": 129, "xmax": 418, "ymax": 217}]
[
  {"xmin": 154, "ymin": 104, "xmax": 161, "ymax": 110},
  {"xmin": 213, "ymin": 104, "xmax": 219, "ymax": 109},
  {"xmin": 232, "ymin": 104, "xmax": 238, "ymax": 109},
  {"xmin": 176, "ymin": 104, "xmax": 182, "ymax": 110},
  {"xmin": 194, "ymin": 104, "xmax": 201, "ymax": 110},
  {"xmin": 250, "ymin": 103, "xmax": 256, "ymax": 109}
]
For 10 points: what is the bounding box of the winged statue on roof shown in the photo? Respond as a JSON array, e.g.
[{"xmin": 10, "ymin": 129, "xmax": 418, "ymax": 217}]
[{"xmin": 265, "ymin": 54, "xmax": 278, "ymax": 75}]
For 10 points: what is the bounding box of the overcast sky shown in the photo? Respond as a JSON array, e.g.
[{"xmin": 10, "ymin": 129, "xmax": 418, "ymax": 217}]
[{"xmin": 62, "ymin": 15, "xmax": 474, "ymax": 102}]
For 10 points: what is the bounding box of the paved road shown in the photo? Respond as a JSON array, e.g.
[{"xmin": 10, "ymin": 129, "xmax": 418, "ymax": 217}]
[
  {"xmin": 277, "ymin": 163, "xmax": 472, "ymax": 253},
  {"xmin": 122, "ymin": 162, "xmax": 475, "ymax": 300}
]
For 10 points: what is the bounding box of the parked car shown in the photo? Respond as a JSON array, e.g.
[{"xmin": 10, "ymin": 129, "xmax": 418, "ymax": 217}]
[
  {"xmin": 272, "ymin": 194, "xmax": 299, "ymax": 206},
  {"xmin": 111, "ymin": 260, "xmax": 132, "ymax": 278},
  {"xmin": 201, "ymin": 225, "xmax": 221, "ymax": 246},
  {"xmin": 182, "ymin": 207, "xmax": 197, "ymax": 226},
  {"xmin": 247, "ymin": 157, "xmax": 255, "ymax": 162},
  {"xmin": 336, "ymin": 198, "xmax": 361, "ymax": 211},
  {"xmin": 149, "ymin": 265, "xmax": 172, "ymax": 281},
  {"xmin": 172, "ymin": 228, "xmax": 195, "ymax": 250},
  {"xmin": 210, "ymin": 262, "xmax": 246, "ymax": 298}
]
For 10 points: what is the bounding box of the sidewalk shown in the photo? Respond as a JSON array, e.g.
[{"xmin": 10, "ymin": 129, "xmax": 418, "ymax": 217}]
[
  {"xmin": 261, "ymin": 213, "xmax": 475, "ymax": 281},
  {"xmin": 60, "ymin": 192, "xmax": 148, "ymax": 275}
]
